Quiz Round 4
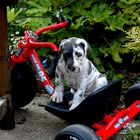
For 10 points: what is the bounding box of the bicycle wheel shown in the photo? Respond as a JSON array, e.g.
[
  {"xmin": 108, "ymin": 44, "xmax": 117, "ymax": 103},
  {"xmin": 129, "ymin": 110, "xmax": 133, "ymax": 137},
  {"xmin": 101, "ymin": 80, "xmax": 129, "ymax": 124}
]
[
  {"xmin": 124, "ymin": 84, "xmax": 140, "ymax": 107},
  {"xmin": 124, "ymin": 84, "xmax": 140, "ymax": 120},
  {"xmin": 55, "ymin": 124, "xmax": 100, "ymax": 140},
  {"xmin": 11, "ymin": 62, "xmax": 38, "ymax": 109}
]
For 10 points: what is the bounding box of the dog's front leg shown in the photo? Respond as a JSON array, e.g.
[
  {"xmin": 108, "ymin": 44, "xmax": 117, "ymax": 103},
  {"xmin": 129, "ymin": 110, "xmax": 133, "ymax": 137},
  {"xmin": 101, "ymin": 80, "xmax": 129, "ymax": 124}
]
[
  {"xmin": 50, "ymin": 68, "xmax": 64, "ymax": 103},
  {"xmin": 69, "ymin": 82, "xmax": 87, "ymax": 110}
]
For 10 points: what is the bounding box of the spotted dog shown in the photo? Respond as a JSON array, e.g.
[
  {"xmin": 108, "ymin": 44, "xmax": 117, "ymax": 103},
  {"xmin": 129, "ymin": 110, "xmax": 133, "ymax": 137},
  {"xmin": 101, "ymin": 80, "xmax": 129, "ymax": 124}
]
[{"xmin": 50, "ymin": 37, "xmax": 108, "ymax": 110}]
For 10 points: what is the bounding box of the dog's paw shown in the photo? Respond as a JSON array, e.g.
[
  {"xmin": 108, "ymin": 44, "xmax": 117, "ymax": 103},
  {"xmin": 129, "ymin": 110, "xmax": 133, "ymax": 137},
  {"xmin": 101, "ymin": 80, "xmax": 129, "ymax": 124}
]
[
  {"xmin": 68, "ymin": 100, "xmax": 73, "ymax": 106},
  {"xmin": 50, "ymin": 91, "xmax": 63, "ymax": 103},
  {"xmin": 69, "ymin": 102, "xmax": 80, "ymax": 110}
]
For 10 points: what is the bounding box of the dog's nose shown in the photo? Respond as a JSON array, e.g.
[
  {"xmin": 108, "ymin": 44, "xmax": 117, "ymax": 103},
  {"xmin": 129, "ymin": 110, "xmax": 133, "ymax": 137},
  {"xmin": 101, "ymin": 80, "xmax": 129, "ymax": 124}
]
[{"xmin": 68, "ymin": 65, "xmax": 75, "ymax": 71}]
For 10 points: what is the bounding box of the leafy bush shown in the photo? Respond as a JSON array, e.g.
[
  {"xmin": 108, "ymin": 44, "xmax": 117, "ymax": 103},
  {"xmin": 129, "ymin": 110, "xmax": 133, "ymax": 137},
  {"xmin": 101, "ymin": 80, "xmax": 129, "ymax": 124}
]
[
  {"xmin": 121, "ymin": 126, "xmax": 140, "ymax": 140},
  {"xmin": 51, "ymin": 0, "xmax": 140, "ymax": 64},
  {"xmin": 123, "ymin": 26, "xmax": 140, "ymax": 63},
  {"xmin": 7, "ymin": 6, "xmax": 24, "ymax": 48},
  {"xmin": 7, "ymin": 0, "xmax": 140, "ymax": 79},
  {"xmin": 7, "ymin": 7, "xmax": 22, "ymax": 23}
]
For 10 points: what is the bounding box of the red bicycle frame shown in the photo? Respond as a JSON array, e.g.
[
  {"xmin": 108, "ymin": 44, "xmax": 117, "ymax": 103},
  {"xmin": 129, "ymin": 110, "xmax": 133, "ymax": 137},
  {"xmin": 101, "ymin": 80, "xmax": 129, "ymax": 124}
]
[
  {"xmin": 10, "ymin": 20, "xmax": 70, "ymax": 96},
  {"xmin": 10, "ymin": 16, "xmax": 140, "ymax": 140},
  {"xmin": 92, "ymin": 100, "xmax": 140, "ymax": 140}
]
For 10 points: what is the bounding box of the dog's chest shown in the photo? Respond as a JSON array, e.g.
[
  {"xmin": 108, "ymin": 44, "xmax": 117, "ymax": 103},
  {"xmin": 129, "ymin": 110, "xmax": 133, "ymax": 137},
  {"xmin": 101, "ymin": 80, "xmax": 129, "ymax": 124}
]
[{"xmin": 63, "ymin": 72, "xmax": 81, "ymax": 89}]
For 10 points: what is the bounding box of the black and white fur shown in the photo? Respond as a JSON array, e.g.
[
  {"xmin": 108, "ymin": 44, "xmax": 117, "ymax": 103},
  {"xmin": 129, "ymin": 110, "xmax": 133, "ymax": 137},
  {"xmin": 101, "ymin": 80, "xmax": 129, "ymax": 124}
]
[{"xmin": 50, "ymin": 37, "xmax": 107, "ymax": 110}]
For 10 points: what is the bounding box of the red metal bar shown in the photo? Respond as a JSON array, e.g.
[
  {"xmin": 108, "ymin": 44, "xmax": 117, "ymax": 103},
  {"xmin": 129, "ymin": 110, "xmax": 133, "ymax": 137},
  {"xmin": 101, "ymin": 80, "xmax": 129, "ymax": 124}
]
[
  {"xmin": 29, "ymin": 50, "xmax": 55, "ymax": 95},
  {"xmin": 102, "ymin": 114, "xmax": 114, "ymax": 123},
  {"xmin": 28, "ymin": 40, "xmax": 59, "ymax": 51},
  {"xmin": 92, "ymin": 123, "xmax": 104, "ymax": 130},
  {"xmin": 91, "ymin": 100, "xmax": 140, "ymax": 140},
  {"xmin": 35, "ymin": 21, "xmax": 69, "ymax": 35},
  {"xmin": 10, "ymin": 42, "xmax": 58, "ymax": 66}
]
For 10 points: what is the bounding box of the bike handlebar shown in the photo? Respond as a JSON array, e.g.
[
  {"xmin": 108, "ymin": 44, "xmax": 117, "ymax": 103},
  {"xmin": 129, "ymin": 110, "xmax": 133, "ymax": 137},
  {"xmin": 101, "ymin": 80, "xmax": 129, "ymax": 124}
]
[
  {"xmin": 34, "ymin": 20, "xmax": 70, "ymax": 35},
  {"xmin": 11, "ymin": 11, "xmax": 71, "ymax": 63},
  {"xmin": 24, "ymin": 39, "xmax": 59, "ymax": 51},
  {"xmin": 35, "ymin": 8, "xmax": 71, "ymax": 35},
  {"xmin": 17, "ymin": 17, "xmax": 71, "ymax": 51}
]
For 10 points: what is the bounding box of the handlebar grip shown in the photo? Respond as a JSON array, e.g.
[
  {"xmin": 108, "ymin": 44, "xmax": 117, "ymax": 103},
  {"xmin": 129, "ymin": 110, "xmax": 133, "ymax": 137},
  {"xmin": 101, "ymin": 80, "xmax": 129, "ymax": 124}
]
[
  {"xmin": 56, "ymin": 8, "xmax": 64, "ymax": 20},
  {"xmin": 65, "ymin": 18, "xmax": 71, "ymax": 27},
  {"xmin": 56, "ymin": 8, "xmax": 71, "ymax": 27}
]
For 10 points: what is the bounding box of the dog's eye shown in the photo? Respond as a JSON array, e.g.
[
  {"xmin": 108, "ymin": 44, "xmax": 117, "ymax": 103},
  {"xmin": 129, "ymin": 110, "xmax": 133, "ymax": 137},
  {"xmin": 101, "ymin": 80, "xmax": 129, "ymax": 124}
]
[{"xmin": 75, "ymin": 52, "xmax": 82, "ymax": 57}]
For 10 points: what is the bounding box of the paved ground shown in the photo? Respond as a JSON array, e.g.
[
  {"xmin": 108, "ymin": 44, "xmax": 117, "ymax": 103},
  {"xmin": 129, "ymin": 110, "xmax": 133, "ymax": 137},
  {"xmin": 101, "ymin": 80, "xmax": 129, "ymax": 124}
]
[
  {"xmin": 0, "ymin": 95, "xmax": 140, "ymax": 140},
  {"xmin": 0, "ymin": 95, "xmax": 68, "ymax": 140}
]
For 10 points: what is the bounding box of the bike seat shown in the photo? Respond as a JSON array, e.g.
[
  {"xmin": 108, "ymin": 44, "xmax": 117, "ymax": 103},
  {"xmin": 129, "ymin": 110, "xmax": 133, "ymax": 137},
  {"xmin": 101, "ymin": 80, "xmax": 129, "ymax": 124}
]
[{"xmin": 45, "ymin": 79, "xmax": 122, "ymax": 126}]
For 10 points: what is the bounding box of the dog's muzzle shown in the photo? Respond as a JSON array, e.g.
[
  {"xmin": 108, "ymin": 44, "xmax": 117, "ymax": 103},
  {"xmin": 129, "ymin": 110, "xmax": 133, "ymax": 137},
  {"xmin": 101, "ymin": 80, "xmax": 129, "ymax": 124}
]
[{"xmin": 67, "ymin": 64, "xmax": 75, "ymax": 71}]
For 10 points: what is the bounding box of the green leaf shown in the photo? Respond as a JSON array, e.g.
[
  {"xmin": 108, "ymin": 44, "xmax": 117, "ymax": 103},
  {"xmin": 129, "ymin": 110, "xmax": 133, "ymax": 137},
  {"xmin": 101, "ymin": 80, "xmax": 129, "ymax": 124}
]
[
  {"xmin": 100, "ymin": 41, "xmax": 124, "ymax": 63},
  {"xmin": 119, "ymin": 0, "xmax": 139, "ymax": 4},
  {"xmin": 7, "ymin": 7, "xmax": 22, "ymax": 23},
  {"xmin": 83, "ymin": 0, "xmax": 93, "ymax": 8},
  {"xmin": 71, "ymin": 16, "xmax": 86, "ymax": 30},
  {"xmin": 105, "ymin": 15, "xmax": 126, "ymax": 31},
  {"xmin": 91, "ymin": 4, "xmax": 113, "ymax": 22},
  {"xmin": 24, "ymin": 0, "xmax": 52, "ymax": 15}
]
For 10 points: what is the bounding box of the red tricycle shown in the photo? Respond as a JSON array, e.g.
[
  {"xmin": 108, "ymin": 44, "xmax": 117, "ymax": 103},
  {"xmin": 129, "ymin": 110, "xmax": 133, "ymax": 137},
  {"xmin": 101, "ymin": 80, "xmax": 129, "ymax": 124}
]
[{"xmin": 10, "ymin": 10, "xmax": 140, "ymax": 140}]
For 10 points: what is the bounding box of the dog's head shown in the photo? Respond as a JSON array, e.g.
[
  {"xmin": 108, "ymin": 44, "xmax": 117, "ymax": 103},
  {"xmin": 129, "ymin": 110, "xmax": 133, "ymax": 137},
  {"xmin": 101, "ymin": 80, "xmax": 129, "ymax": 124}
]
[{"xmin": 59, "ymin": 37, "xmax": 90, "ymax": 73}]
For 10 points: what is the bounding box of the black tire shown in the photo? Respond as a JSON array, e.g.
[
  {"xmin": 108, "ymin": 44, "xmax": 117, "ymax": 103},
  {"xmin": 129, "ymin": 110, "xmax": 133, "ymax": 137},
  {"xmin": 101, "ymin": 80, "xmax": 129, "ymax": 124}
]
[
  {"xmin": 124, "ymin": 84, "xmax": 140, "ymax": 107},
  {"xmin": 124, "ymin": 84, "xmax": 140, "ymax": 119},
  {"xmin": 11, "ymin": 62, "xmax": 38, "ymax": 109},
  {"xmin": 55, "ymin": 124, "xmax": 100, "ymax": 140}
]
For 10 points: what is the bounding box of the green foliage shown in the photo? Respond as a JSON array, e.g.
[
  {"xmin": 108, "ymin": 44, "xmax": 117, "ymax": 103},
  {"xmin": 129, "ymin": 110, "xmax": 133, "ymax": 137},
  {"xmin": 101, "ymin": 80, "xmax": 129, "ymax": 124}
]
[
  {"xmin": 117, "ymin": 0, "xmax": 140, "ymax": 26},
  {"xmin": 7, "ymin": 0, "xmax": 140, "ymax": 80},
  {"xmin": 51, "ymin": 0, "xmax": 139, "ymax": 67},
  {"xmin": 9, "ymin": 31, "xmax": 22, "ymax": 48},
  {"xmin": 88, "ymin": 44, "xmax": 105, "ymax": 72},
  {"xmin": 7, "ymin": 6, "xmax": 24, "ymax": 48},
  {"xmin": 90, "ymin": 4, "xmax": 113, "ymax": 23},
  {"xmin": 121, "ymin": 126, "xmax": 140, "ymax": 140},
  {"xmin": 20, "ymin": 0, "xmax": 53, "ymax": 30},
  {"xmin": 105, "ymin": 65, "xmax": 124, "ymax": 81},
  {"xmin": 123, "ymin": 26, "xmax": 140, "ymax": 62},
  {"xmin": 100, "ymin": 40, "xmax": 129, "ymax": 63},
  {"xmin": 105, "ymin": 15, "xmax": 126, "ymax": 31},
  {"xmin": 7, "ymin": 7, "xmax": 22, "ymax": 23},
  {"xmin": 24, "ymin": 0, "xmax": 52, "ymax": 15}
]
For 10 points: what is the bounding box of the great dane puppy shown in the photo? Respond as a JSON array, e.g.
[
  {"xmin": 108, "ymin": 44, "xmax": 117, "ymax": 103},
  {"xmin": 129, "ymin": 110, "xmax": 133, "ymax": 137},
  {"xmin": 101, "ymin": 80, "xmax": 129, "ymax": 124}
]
[{"xmin": 50, "ymin": 37, "xmax": 107, "ymax": 110}]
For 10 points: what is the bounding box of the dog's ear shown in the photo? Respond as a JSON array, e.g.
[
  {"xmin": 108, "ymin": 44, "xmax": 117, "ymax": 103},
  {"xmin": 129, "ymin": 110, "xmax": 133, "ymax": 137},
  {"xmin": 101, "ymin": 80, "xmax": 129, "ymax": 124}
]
[
  {"xmin": 59, "ymin": 39, "xmax": 67, "ymax": 50},
  {"xmin": 80, "ymin": 39, "xmax": 90, "ymax": 56},
  {"xmin": 58, "ymin": 39, "xmax": 67, "ymax": 59}
]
